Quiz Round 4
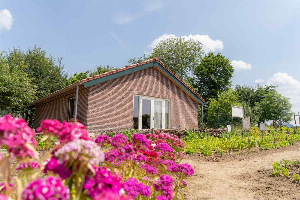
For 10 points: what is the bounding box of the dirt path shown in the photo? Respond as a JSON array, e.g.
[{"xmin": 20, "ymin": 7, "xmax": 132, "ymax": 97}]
[{"xmin": 183, "ymin": 144, "xmax": 300, "ymax": 200}]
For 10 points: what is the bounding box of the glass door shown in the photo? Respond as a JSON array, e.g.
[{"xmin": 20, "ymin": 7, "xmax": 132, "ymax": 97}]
[
  {"xmin": 134, "ymin": 96, "xmax": 170, "ymax": 130},
  {"xmin": 154, "ymin": 100, "xmax": 162, "ymax": 129}
]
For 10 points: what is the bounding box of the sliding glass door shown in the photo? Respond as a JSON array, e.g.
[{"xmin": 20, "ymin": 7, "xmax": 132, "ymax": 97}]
[{"xmin": 133, "ymin": 96, "xmax": 170, "ymax": 130}]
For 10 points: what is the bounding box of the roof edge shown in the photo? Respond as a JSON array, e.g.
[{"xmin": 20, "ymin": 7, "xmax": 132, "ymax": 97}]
[{"xmin": 29, "ymin": 81, "xmax": 82, "ymax": 106}]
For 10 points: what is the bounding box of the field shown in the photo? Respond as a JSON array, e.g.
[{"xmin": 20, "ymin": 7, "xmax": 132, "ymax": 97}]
[{"xmin": 182, "ymin": 143, "xmax": 300, "ymax": 200}]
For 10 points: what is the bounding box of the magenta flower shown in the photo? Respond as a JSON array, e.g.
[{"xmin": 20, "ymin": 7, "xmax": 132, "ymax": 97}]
[
  {"xmin": 154, "ymin": 143, "xmax": 174, "ymax": 153},
  {"xmin": 141, "ymin": 164, "xmax": 158, "ymax": 175},
  {"xmin": 43, "ymin": 157, "xmax": 72, "ymax": 179},
  {"xmin": 94, "ymin": 191, "xmax": 132, "ymax": 200},
  {"xmin": 21, "ymin": 176, "xmax": 69, "ymax": 200},
  {"xmin": 123, "ymin": 178, "xmax": 151, "ymax": 198},
  {"xmin": 134, "ymin": 154, "xmax": 146, "ymax": 162},
  {"xmin": 132, "ymin": 134, "xmax": 150, "ymax": 149},
  {"xmin": 0, "ymin": 115, "xmax": 37, "ymax": 158},
  {"xmin": 153, "ymin": 175, "xmax": 173, "ymax": 200},
  {"xmin": 168, "ymin": 163, "xmax": 194, "ymax": 176},
  {"xmin": 111, "ymin": 134, "xmax": 128, "ymax": 147},
  {"xmin": 83, "ymin": 166, "xmax": 123, "ymax": 199},
  {"xmin": 94, "ymin": 135, "xmax": 111, "ymax": 146},
  {"xmin": 37, "ymin": 120, "xmax": 90, "ymax": 143},
  {"xmin": 16, "ymin": 162, "xmax": 40, "ymax": 170}
]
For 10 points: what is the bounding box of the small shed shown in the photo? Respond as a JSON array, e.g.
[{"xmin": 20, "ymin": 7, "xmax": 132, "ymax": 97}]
[{"xmin": 32, "ymin": 58, "xmax": 205, "ymax": 134}]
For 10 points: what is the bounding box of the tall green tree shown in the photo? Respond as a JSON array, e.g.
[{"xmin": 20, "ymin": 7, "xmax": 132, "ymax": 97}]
[
  {"xmin": 1, "ymin": 46, "xmax": 68, "ymax": 126},
  {"xmin": 5, "ymin": 46, "xmax": 68, "ymax": 99},
  {"xmin": 0, "ymin": 55, "xmax": 36, "ymax": 114},
  {"xmin": 194, "ymin": 53, "xmax": 234, "ymax": 101},
  {"xmin": 129, "ymin": 37, "xmax": 204, "ymax": 81},
  {"xmin": 260, "ymin": 90, "xmax": 293, "ymax": 123},
  {"xmin": 234, "ymin": 85, "xmax": 293, "ymax": 124}
]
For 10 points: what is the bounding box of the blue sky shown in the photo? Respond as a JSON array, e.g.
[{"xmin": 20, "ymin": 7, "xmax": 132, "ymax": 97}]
[{"xmin": 1, "ymin": 0, "xmax": 300, "ymax": 113}]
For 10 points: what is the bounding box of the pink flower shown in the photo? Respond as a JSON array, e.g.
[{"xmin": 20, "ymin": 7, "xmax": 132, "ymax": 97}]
[
  {"xmin": 94, "ymin": 135, "xmax": 111, "ymax": 146},
  {"xmin": 111, "ymin": 134, "xmax": 128, "ymax": 147},
  {"xmin": 16, "ymin": 162, "xmax": 40, "ymax": 170},
  {"xmin": 83, "ymin": 166, "xmax": 123, "ymax": 199},
  {"xmin": 123, "ymin": 178, "xmax": 151, "ymax": 198},
  {"xmin": 21, "ymin": 176, "xmax": 69, "ymax": 200},
  {"xmin": 0, "ymin": 115, "xmax": 37, "ymax": 159},
  {"xmin": 37, "ymin": 120, "xmax": 90, "ymax": 143}
]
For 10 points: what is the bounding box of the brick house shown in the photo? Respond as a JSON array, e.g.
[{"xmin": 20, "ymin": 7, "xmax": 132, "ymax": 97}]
[{"xmin": 32, "ymin": 58, "xmax": 205, "ymax": 134}]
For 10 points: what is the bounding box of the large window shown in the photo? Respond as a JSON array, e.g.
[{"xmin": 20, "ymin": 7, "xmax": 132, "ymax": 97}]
[{"xmin": 133, "ymin": 96, "xmax": 170, "ymax": 130}]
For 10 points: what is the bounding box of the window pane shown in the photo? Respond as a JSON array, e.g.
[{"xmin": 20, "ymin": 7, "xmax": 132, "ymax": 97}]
[
  {"xmin": 165, "ymin": 100, "xmax": 169, "ymax": 128},
  {"xmin": 133, "ymin": 96, "xmax": 139, "ymax": 129},
  {"xmin": 154, "ymin": 101, "xmax": 162, "ymax": 129},
  {"xmin": 142, "ymin": 99, "xmax": 151, "ymax": 129}
]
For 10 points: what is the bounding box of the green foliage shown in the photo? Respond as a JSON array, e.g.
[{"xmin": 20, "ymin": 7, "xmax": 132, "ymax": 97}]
[
  {"xmin": 68, "ymin": 65, "xmax": 116, "ymax": 84},
  {"xmin": 4, "ymin": 47, "xmax": 68, "ymax": 99},
  {"xmin": 35, "ymin": 134, "xmax": 58, "ymax": 150},
  {"xmin": 206, "ymin": 89, "xmax": 241, "ymax": 127},
  {"xmin": 0, "ymin": 55, "xmax": 36, "ymax": 113},
  {"xmin": 270, "ymin": 159, "xmax": 300, "ymax": 178},
  {"xmin": 194, "ymin": 52, "xmax": 234, "ymax": 101},
  {"xmin": 0, "ymin": 46, "xmax": 68, "ymax": 125},
  {"xmin": 120, "ymin": 129, "xmax": 139, "ymax": 142},
  {"xmin": 293, "ymin": 173, "xmax": 300, "ymax": 182},
  {"xmin": 260, "ymin": 90, "xmax": 293, "ymax": 123},
  {"xmin": 235, "ymin": 85, "xmax": 293, "ymax": 124},
  {"xmin": 271, "ymin": 162, "xmax": 282, "ymax": 177},
  {"xmin": 129, "ymin": 37, "xmax": 204, "ymax": 81},
  {"xmin": 184, "ymin": 128, "xmax": 300, "ymax": 155}
]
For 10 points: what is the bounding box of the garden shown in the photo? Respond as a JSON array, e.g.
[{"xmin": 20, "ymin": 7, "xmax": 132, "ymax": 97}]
[
  {"xmin": 0, "ymin": 114, "xmax": 193, "ymax": 200},
  {"xmin": 2, "ymin": 114, "xmax": 300, "ymax": 200}
]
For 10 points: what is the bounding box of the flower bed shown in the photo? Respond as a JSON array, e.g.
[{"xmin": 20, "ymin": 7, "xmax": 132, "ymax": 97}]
[{"xmin": 0, "ymin": 115, "xmax": 193, "ymax": 200}]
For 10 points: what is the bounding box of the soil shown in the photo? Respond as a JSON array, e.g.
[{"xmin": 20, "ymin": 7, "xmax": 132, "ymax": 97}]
[{"xmin": 182, "ymin": 144, "xmax": 300, "ymax": 200}]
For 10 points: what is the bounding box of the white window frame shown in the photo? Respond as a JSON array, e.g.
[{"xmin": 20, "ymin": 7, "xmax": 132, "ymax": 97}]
[{"xmin": 134, "ymin": 95, "xmax": 170, "ymax": 130}]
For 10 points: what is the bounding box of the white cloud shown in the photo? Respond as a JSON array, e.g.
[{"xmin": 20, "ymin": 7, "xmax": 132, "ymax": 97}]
[
  {"xmin": 266, "ymin": 72, "xmax": 300, "ymax": 112},
  {"xmin": 255, "ymin": 79, "xmax": 264, "ymax": 84},
  {"xmin": 113, "ymin": 1, "xmax": 165, "ymax": 25},
  {"xmin": 148, "ymin": 33, "xmax": 224, "ymax": 53},
  {"xmin": 0, "ymin": 9, "xmax": 13, "ymax": 31},
  {"xmin": 231, "ymin": 60, "xmax": 252, "ymax": 70}
]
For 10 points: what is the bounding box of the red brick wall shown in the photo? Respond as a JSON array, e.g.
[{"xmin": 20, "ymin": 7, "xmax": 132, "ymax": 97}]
[
  {"xmin": 34, "ymin": 86, "xmax": 88, "ymax": 128},
  {"xmin": 87, "ymin": 67, "xmax": 198, "ymax": 133}
]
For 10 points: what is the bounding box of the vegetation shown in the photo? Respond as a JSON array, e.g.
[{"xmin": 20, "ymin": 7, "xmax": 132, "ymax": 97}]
[
  {"xmin": 193, "ymin": 52, "xmax": 234, "ymax": 100},
  {"xmin": 0, "ymin": 115, "xmax": 193, "ymax": 200},
  {"xmin": 270, "ymin": 159, "xmax": 300, "ymax": 183},
  {"xmin": 0, "ymin": 46, "xmax": 68, "ymax": 125},
  {"xmin": 129, "ymin": 37, "xmax": 204, "ymax": 81},
  {"xmin": 183, "ymin": 127, "xmax": 300, "ymax": 155},
  {"xmin": 67, "ymin": 65, "xmax": 116, "ymax": 84},
  {"xmin": 205, "ymin": 86, "xmax": 293, "ymax": 127}
]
